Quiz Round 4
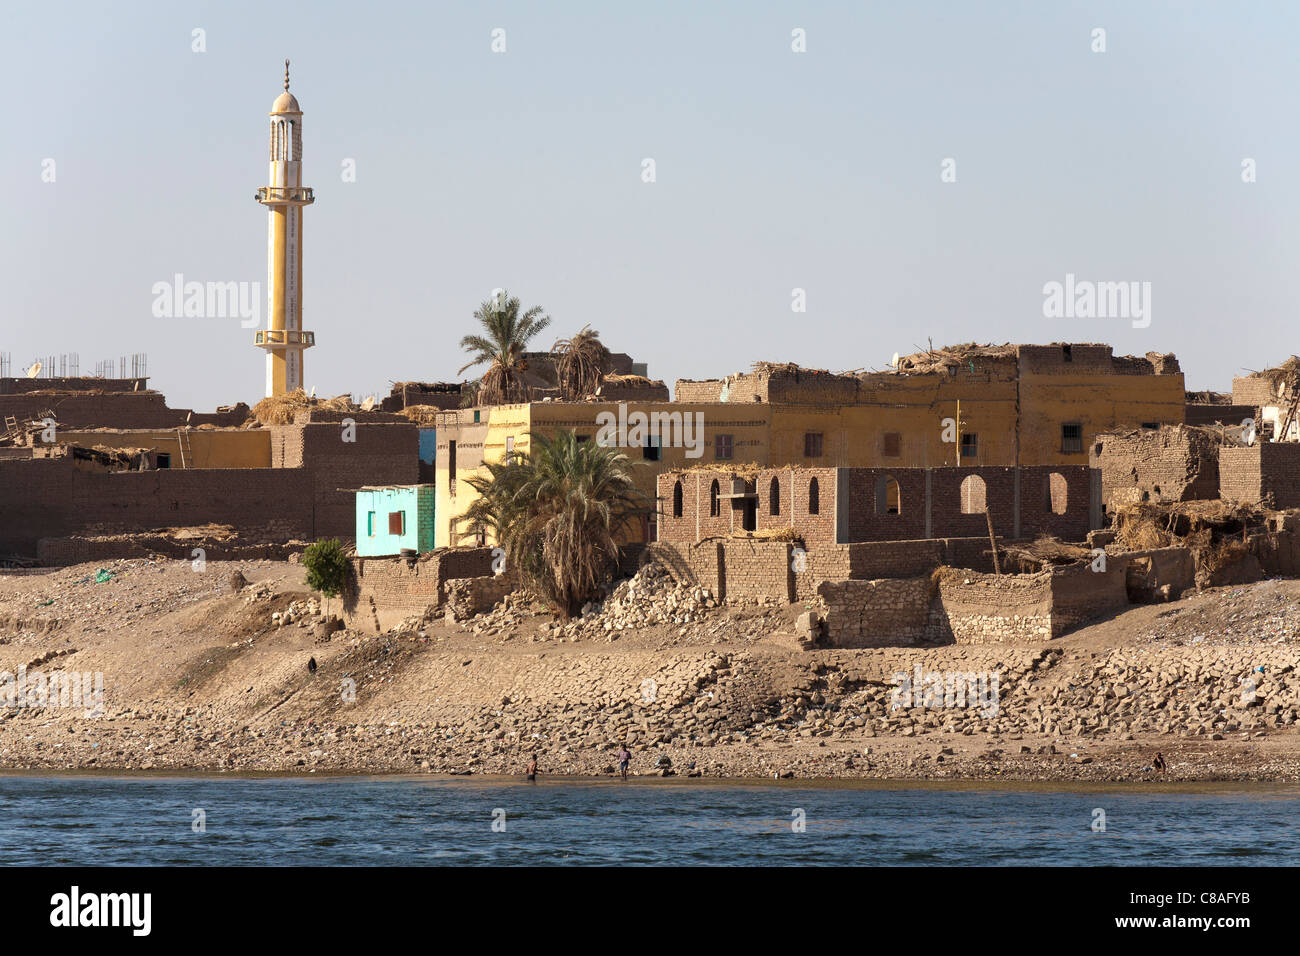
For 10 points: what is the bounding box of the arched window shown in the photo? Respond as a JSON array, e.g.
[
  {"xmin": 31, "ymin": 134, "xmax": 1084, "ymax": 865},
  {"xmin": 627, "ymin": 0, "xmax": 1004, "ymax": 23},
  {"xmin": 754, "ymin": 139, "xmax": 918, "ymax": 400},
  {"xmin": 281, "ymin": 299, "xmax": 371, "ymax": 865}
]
[
  {"xmin": 709, "ymin": 479, "xmax": 720, "ymax": 517},
  {"xmin": 769, "ymin": 477, "xmax": 780, "ymax": 516},
  {"xmin": 808, "ymin": 477, "xmax": 820, "ymax": 515},
  {"xmin": 876, "ymin": 475, "xmax": 901, "ymax": 515},
  {"xmin": 672, "ymin": 480, "xmax": 683, "ymax": 518},
  {"xmin": 1046, "ymin": 472, "xmax": 1068, "ymax": 514},
  {"xmin": 960, "ymin": 475, "xmax": 987, "ymax": 514}
]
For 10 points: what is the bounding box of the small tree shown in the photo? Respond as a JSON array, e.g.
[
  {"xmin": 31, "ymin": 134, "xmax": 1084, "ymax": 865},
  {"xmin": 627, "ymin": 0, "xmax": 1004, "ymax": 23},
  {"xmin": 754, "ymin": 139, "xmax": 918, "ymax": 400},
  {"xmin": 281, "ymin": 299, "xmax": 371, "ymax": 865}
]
[{"xmin": 302, "ymin": 538, "xmax": 350, "ymax": 618}]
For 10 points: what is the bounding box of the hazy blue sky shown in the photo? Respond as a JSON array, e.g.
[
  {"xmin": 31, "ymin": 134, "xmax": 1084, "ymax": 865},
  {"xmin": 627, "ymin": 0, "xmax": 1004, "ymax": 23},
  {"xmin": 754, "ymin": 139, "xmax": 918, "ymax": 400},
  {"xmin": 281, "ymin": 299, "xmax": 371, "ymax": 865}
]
[{"xmin": 3, "ymin": 0, "xmax": 1297, "ymax": 410}]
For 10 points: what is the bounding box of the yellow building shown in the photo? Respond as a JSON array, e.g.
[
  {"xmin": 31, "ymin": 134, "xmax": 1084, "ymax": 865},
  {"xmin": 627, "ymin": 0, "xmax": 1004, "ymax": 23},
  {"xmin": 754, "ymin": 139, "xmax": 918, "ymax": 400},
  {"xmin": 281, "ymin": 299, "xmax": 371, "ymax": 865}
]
[
  {"xmin": 253, "ymin": 60, "xmax": 316, "ymax": 397},
  {"xmin": 54, "ymin": 428, "xmax": 272, "ymax": 469},
  {"xmin": 434, "ymin": 401, "xmax": 771, "ymax": 548}
]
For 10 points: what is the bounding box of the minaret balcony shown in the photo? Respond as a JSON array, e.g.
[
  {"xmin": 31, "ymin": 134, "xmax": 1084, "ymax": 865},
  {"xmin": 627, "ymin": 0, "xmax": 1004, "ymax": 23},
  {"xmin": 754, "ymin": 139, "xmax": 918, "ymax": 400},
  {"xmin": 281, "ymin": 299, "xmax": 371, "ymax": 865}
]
[
  {"xmin": 255, "ymin": 186, "xmax": 315, "ymax": 206},
  {"xmin": 255, "ymin": 330, "xmax": 316, "ymax": 349}
]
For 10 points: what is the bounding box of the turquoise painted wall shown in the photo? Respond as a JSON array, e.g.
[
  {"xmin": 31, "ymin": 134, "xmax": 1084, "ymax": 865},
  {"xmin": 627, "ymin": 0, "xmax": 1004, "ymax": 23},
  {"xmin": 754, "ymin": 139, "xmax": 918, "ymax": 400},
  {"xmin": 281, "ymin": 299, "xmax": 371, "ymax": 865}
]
[{"xmin": 355, "ymin": 485, "xmax": 436, "ymax": 556}]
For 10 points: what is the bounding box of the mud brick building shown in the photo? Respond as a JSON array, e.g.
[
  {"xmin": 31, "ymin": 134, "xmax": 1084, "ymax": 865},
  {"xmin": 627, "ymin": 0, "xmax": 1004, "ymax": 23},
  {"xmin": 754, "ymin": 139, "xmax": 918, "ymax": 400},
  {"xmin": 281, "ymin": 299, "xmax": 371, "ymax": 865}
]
[
  {"xmin": 0, "ymin": 402, "xmax": 417, "ymax": 557},
  {"xmin": 436, "ymin": 342, "xmax": 1180, "ymax": 549}
]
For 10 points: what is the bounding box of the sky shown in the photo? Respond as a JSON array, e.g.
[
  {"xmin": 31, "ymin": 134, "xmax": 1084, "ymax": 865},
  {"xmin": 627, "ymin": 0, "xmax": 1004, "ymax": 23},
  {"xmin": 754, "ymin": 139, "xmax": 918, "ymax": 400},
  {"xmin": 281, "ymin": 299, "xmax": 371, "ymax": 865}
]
[{"xmin": 2, "ymin": 0, "xmax": 1298, "ymax": 410}]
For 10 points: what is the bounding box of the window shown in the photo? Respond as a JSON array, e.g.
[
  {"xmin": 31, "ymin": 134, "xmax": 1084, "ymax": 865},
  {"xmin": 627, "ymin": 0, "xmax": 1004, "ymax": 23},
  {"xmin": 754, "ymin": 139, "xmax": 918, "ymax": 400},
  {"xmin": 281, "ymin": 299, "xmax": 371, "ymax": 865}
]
[
  {"xmin": 883, "ymin": 432, "xmax": 902, "ymax": 457},
  {"xmin": 367, "ymin": 511, "xmax": 376, "ymax": 536},
  {"xmin": 473, "ymin": 410, "xmax": 481, "ymax": 423},
  {"xmin": 709, "ymin": 479, "xmax": 720, "ymax": 517},
  {"xmin": 643, "ymin": 434, "xmax": 661, "ymax": 461},
  {"xmin": 808, "ymin": 477, "xmax": 820, "ymax": 514},
  {"xmin": 506, "ymin": 436, "xmax": 515, "ymax": 455},
  {"xmin": 1061, "ymin": 423, "xmax": 1083, "ymax": 454},
  {"xmin": 804, "ymin": 432, "xmax": 824, "ymax": 458},
  {"xmin": 960, "ymin": 433, "xmax": 978, "ymax": 458},
  {"xmin": 715, "ymin": 434, "xmax": 733, "ymax": 460},
  {"xmin": 1062, "ymin": 344, "xmax": 1072, "ymax": 362},
  {"xmin": 960, "ymin": 475, "xmax": 986, "ymax": 514},
  {"xmin": 1141, "ymin": 422, "xmax": 1158, "ymax": 430},
  {"xmin": 576, "ymin": 434, "xmax": 590, "ymax": 443},
  {"xmin": 769, "ymin": 477, "xmax": 781, "ymax": 516},
  {"xmin": 448, "ymin": 441, "xmax": 457, "ymax": 496},
  {"xmin": 388, "ymin": 511, "xmax": 405, "ymax": 535},
  {"xmin": 672, "ymin": 481, "xmax": 683, "ymax": 518},
  {"xmin": 875, "ymin": 475, "xmax": 900, "ymax": 515},
  {"xmin": 156, "ymin": 453, "xmax": 171, "ymax": 469}
]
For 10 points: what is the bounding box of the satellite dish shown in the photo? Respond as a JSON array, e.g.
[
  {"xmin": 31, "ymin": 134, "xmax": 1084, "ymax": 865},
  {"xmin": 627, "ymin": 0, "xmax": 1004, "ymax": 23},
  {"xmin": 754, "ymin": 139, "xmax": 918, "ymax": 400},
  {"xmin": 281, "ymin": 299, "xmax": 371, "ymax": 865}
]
[
  {"xmin": 890, "ymin": 353, "xmax": 900, "ymax": 368},
  {"xmin": 25, "ymin": 361, "xmax": 41, "ymax": 378},
  {"xmin": 360, "ymin": 395, "xmax": 376, "ymax": 411}
]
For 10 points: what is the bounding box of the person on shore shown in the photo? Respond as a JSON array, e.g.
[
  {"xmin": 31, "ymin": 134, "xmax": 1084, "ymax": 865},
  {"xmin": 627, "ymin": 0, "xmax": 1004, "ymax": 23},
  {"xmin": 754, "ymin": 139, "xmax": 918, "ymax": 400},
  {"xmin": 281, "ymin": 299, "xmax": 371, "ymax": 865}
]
[
  {"xmin": 526, "ymin": 755, "xmax": 538, "ymax": 782},
  {"xmin": 617, "ymin": 745, "xmax": 631, "ymax": 781},
  {"xmin": 1153, "ymin": 751, "xmax": 1167, "ymax": 772}
]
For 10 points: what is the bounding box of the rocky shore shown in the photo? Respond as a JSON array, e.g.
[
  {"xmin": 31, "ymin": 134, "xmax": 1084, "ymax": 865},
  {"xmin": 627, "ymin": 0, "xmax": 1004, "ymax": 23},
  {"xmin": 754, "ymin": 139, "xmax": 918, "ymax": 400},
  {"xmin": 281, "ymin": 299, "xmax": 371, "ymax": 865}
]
[{"xmin": 1, "ymin": 558, "xmax": 1298, "ymax": 783}]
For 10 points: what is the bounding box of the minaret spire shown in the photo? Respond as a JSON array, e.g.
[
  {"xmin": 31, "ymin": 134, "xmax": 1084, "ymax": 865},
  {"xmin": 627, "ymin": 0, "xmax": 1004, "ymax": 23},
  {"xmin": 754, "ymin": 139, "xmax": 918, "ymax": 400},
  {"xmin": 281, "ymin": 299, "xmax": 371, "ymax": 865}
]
[{"xmin": 255, "ymin": 61, "xmax": 315, "ymax": 398}]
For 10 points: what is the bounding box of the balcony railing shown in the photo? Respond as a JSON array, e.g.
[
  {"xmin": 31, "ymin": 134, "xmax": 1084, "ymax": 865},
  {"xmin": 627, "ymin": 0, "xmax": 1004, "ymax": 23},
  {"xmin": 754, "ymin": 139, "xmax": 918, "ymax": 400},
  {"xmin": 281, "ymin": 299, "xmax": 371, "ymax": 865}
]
[
  {"xmin": 254, "ymin": 330, "xmax": 316, "ymax": 348},
  {"xmin": 254, "ymin": 186, "xmax": 315, "ymax": 205}
]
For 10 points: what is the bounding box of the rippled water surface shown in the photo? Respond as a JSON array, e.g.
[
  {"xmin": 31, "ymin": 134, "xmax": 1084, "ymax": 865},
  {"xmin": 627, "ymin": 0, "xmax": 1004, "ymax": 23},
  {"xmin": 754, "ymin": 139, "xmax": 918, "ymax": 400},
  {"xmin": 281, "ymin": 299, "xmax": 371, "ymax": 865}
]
[{"xmin": 1, "ymin": 775, "xmax": 1297, "ymax": 865}]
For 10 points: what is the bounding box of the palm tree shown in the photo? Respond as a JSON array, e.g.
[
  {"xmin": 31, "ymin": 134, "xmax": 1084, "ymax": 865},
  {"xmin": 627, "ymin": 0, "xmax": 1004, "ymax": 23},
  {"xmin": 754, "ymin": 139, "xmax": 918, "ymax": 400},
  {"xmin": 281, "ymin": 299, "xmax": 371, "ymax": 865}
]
[
  {"xmin": 552, "ymin": 325, "xmax": 612, "ymax": 401},
  {"xmin": 464, "ymin": 430, "xmax": 650, "ymax": 617},
  {"xmin": 458, "ymin": 290, "xmax": 552, "ymax": 405}
]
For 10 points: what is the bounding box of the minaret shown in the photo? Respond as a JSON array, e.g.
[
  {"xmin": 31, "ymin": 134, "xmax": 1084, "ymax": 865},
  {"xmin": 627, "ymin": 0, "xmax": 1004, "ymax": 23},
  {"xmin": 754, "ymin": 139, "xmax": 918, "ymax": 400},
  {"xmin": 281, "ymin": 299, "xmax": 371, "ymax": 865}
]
[{"xmin": 254, "ymin": 59, "xmax": 315, "ymax": 397}]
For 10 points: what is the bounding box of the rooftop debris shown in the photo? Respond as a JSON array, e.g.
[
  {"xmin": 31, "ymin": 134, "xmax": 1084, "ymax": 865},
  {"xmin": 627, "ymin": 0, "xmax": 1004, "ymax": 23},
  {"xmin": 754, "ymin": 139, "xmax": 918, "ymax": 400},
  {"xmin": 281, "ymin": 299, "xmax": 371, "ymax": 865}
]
[
  {"xmin": 394, "ymin": 404, "xmax": 445, "ymax": 425},
  {"xmin": 893, "ymin": 343, "xmax": 1020, "ymax": 374},
  {"xmin": 248, "ymin": 388, "xmax": 354, "ymax": 426}
]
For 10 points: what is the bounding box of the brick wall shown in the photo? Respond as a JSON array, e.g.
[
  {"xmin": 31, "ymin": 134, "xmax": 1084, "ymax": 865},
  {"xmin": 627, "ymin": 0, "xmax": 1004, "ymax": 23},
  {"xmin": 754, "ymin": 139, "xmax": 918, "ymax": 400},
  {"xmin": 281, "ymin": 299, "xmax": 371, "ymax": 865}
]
[
  {"xmin": 1220, "ymin": 443, "xmax": 1300, "ymax": 508},
  {"xmin": 1090, "ymin": 426, "xmax": 1220, "ymax": 510},
  {"xmin": 1232, "ymin": 375, "xmax": 1279, "ymax": 408},
  {"xmin": 0, "ymin": 392, "xmax": 246, "ymax": 430},
  {"xmin": 0, "ymin": 456, "xmax": 315, "ymax": 554},
  {"xmin": 344, "ymin": 547, "xmax": 496, "ymax": 630},
  {"xmin": 298, "ymin": 422, "xmax": 419, "ymax": 539},
  {"xmin": 658, "ymin": 465, "xmax": 1092, "ymax": 545}
]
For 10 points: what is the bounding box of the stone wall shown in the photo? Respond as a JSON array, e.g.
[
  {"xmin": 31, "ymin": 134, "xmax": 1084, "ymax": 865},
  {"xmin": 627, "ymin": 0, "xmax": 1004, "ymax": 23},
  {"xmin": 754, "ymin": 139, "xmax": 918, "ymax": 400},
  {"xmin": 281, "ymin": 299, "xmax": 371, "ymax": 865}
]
[
  {"xmin": 816, "ymin": 577, "xmax": 936, "ymax": 647},
  {"xmin": 816, "ymin": 561, "xmax": 1133, "ymax": 649}
]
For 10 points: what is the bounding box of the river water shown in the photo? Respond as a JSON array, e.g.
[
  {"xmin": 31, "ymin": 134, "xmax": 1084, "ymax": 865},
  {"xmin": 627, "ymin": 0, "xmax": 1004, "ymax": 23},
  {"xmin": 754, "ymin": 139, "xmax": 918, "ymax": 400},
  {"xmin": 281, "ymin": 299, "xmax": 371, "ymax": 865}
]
[{"xmin": 1, "ymin": 775, "xmax": 1296, "ymax": 865}]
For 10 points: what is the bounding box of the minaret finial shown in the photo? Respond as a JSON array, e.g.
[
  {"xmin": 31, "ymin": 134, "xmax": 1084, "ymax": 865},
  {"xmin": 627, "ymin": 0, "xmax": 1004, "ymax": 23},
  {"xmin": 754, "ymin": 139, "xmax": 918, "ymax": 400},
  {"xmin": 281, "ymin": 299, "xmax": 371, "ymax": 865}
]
[{"xmin": 284, "ymin": 59, "xmax": 291, "ymax": 92}]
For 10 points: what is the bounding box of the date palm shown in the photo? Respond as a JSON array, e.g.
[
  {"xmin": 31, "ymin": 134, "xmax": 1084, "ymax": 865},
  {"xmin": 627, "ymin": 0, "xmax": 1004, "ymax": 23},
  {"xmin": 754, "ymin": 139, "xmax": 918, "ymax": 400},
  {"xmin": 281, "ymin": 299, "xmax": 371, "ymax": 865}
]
[
  {"xmin": 464, "ymin": 430, "xmax": 649, "ymax": 617},
  {"xmin": 458, "ymin": 291, "xmax": 552, "ymax": 405},
  {"xmin": 552, "ymin": 325, "xmax": 611, "ymax": 401}
]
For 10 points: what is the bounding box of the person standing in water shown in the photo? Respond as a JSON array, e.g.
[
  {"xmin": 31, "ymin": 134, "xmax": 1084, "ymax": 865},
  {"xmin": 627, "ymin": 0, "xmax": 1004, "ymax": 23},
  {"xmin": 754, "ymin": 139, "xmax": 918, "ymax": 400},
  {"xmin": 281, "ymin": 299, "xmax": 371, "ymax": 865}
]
[
  {"xmin": 617, "ymin": 745, "xmax": 631, "ymax": 781},
  {"xmin": 526, "ymin": 754, "xmax": 538, "ymax": 782}
]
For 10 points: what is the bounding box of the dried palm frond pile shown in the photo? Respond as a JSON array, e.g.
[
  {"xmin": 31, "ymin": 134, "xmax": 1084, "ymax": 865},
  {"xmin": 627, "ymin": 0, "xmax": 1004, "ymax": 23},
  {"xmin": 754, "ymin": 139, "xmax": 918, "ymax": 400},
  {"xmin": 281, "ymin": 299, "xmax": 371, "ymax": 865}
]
[
  {"xmin": 396, "ymin": 404, "xmax": 445, "ymax": 425},
  {"xmin": 249, "ymin": 388, "xmax": 354, "ymax": 426}
]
